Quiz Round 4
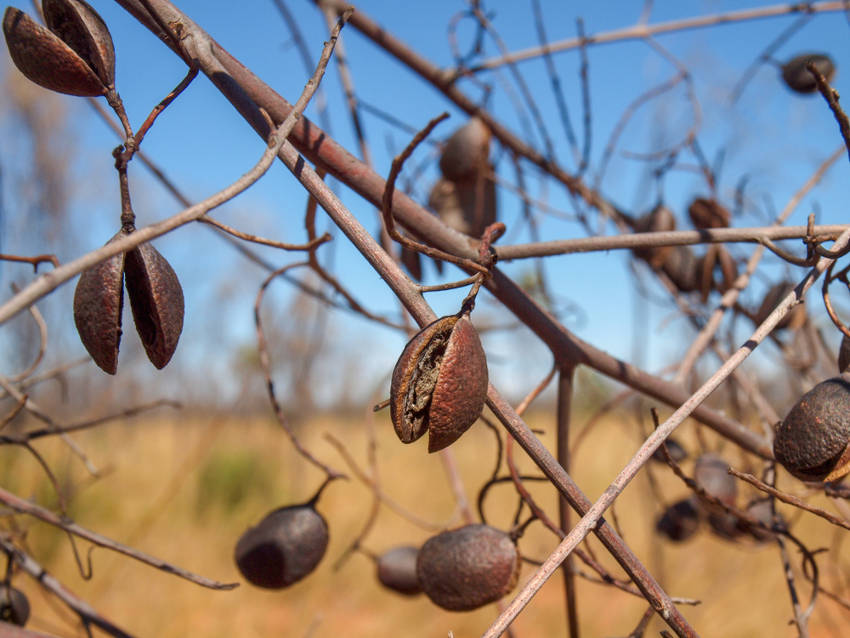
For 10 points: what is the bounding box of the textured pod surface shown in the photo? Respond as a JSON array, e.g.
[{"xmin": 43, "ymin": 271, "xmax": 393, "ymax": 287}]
[
  {"xmin": 694, "ymin": 453, "xmax": 737, "ymax": 507},
  {"xmin": 73, "ymin": 234, "xmax": 126, "ymax": 375},
  {"xmin": 632, "ymin": 204, "xmax": 676, "ymax": 267},
  {"xmin": 3, "ymin": 7, "xmax": 105, "ymax": 96},
  {"xmin": 124, "ymin": 242, "xmax": 184, "ymax": 369},
  {"xmin": 0, "ymin": 585, "xmax": 30, "ymax": 626},
  {"xmin": 43, "ymin": 0, "xmax": 115, "ymax": 87},
  {"xmin": 655, "ymin": 497, "xmax": 700, "ymax": 542},
  {"xmin": 234, "ymin": 505, "xmax": 329, "ymax": 589},
  {"xmin": 376, "ymin": 546, "xmax": 421, "ymax": 596},
  {"xmin": 416, "ymin": 524, "xmax": 519, "ymax": 611},
  {"xmin": 688, "ymin": 197, "xmax": 730, "ymax": 229},
  {"xmin": 390, "ymin": 315, "xmax": 488, "ymax": 452},
  {"xmin": 774, "ymin": 375, "xmax": 850, "ymax": 482},
  {"xmin": 439, "ymin": 117, "xmax": 491, "ymax": 181},
  {"xmin": 782, "ymin": 53, "xmax": 835, "ymax": 94}
]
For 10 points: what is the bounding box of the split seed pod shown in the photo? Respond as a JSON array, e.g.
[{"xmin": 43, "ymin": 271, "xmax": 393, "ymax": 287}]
[
  {"xmin": 781, "ymin": 53, "xmax": 836, "ymax": 94},
  {"xmin": 439, "ymin": 117, "xmax": 491, "ymax": 182},
  {"xmin": 688, "ymin": 197, "xmax": 730, "ymax": 230},
  {"xmin": 234, "ymin": 504, "xmax": 329, "ymax": 589},
  {"xmin": 655, "ymin": 497, "xmax": 700, "ymax": 542},
  {"xmin": 632, "ymin": 204, "xmax": 676, "ymax": 268},
  {"xmin": 0, "ymin": 585, "xmax": 29, "ymax": 627},
  {"xmin": 376, "ymin": 546, "xmax": 421, "ymax": 596},
  {"xmin": 774, "ymin": 374, "xmax": 850, "ymax": 482},
  {"xmin": 3, "ymin": 0, "xmax": 114, "ymax": 96},
  {"xmin": 416, "ymin": 524, "xmax": 519, "ymax": 611},
  {"xmin": 390, "ymin": 314, "xmax": 488, "ymax": 452},
  {"xmin": 73, "ymin": 233, "xmax": 184, "ymax": 374}
]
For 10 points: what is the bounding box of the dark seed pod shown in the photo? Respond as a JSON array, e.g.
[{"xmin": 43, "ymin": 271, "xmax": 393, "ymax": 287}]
[
  {"xmin": 753, "ymin": 280, "xmax": 805, "ymax": 331},
  {"xmin": 739, "ymin": 498, "xmax": 785, "ymax": 543},
  {"xmin": 0, "ymin": 584, "xmax": 30, "ymax": 627},
  {"xmin": 661, "ymin": 245, "xmax": 699, "ymax": 293},
  {"xmin": 439, "ymin": 117, "xmax": 491, "ymax": 182},
  {"xmin": 706, "ymin": 511, "xmax": 744, "ymax": 541},
  {"xmin": 390, "ymin": 314, "xmax": 488, "ymax": 453},
  {"xmin": 124, "ymin": 242, "xmax": 185, "ymax": 369},
  {"xmin": 416, "ymin": 524, "xmax": 519, "ymax": 611},
  {"xmin": 774, "ymin": 374, "xmax": 850, "ymax": 482},
  {"xmin": 73, "ymin": 233, "xmax": 127, "ymax": 375},
  {"xmin": 43, "ymin": 0, "xmax": 115, "ymax": 88},
  {"xmin": 234, "ymin": 504, "xmax": 329, "ymax": 589},
  {"xmin": 688, "ymin": 197, "xmax": 730, "ymax": 230},
  {"xmin": 428, "ymin": 170, "xmax": 497, "ymax": 238},
  {"xmin": 694, "ymin": 453, "xmax": 737, "ymax": 508},
  {"xmin": 655, "ymin": 497, "xmax": 700, "ymax": 542},
  {"xmin": 3, "ymin": 6, "xmax": 106, "ymax": 96},
  {"xmin": 632, "ymin": 204, "xmax": 676, "ymax": 268},
  {"xmin": 839, "ymin": 334, "xmax": 850, "ymax": 374},
  {"xmin": 376, "ymin": 546, "xmax": 421, "ymax": 596},
  {"xmin": 781, "ymin": 53, "xmax": 836, "ymax": 94},
  {"xmin": 650, "ymin": 437, "xmax": 687, "ymax": 464}
]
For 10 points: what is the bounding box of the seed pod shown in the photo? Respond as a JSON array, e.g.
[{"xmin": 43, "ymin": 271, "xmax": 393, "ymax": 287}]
[
  {"xmin": 632, "ymin": 204, "xmax": 676, "ymax": 268},
  {"xmin": 739, "ymin": 498, "xmax": 785, "ymax": 543},
  {"xmin": 650, "ymin": 437, "xmax": 687, "ymax": 464},
  {"xmin": 661, "ymin": 245, "xmax": 699, "ymax": 293},
  {"xmin": 774, "ymin": 374, "xmax": 850, "ymax": 482},
  {"xmin": 43, "ymin": 0, "xmax": 115, "ymax": 88},
  {"xmin": 688, "ymin": 197, "xmax": 730, "ymax": 230},
  {"xmin": 390, "ymin": 314, "xmax": 488, "ymax": 453},
  {"xmin": 839, "ymin": 334, "xmax": 850, "ymax": 374},
  {"xmin": 416, "ymin": 524, "xmax": 519, "ymax": 611},
  {"xmin": 439, "ymin": 117, "xmax": 491, "ymax": 182},
  {"xmin": 655, "ymin": 497, "xmax": 700, "ymax": 542},
  {"xmin": 234, "ymin": 504, "xmax": 329, "ymax": 589},
  {"xmin": 753, "ymin": 280, "xmax": 806, "ymax": 331},
  {"xmin": 694, "ymin": 453, "xmax": 737, "ymax": 508},
  {"xmin": 124, "ymin": 242, "xmax": 184, "ymax": 369},
  {"xmin": 706, "ymin": 511, "xmax": 744, "ymax": 541},
  {"xmin": 376, "ymin": 546, "xmax": 421, "ymax": 596},
  {"xmin": 428, "ymin": 170, "xmax": 497, "ymax": 238},
  {"xmin": 0, "ymin": 584, "xmax": 30, "ymax": 627},
  {"xmin": 2, "ymin": 5, "xmax": 107, "ymax": 96},
  {"xmin": 781, "ymin": 53, "xmax": 836, "ymax": 94},
  {"xmin": 73, "ymin": 232, "xmax": 127, "ymax": 375}
]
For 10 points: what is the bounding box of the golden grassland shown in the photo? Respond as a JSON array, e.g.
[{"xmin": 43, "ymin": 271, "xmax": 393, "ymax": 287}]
[{"xmin": 2, "ymin": 408, "xmax": 849, "ymax": 637}]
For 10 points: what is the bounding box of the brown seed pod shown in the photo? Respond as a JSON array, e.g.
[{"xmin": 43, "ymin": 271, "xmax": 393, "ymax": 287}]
[
  {"xmin": 687, "ymin": 197, "xmax": 730, "ymax": 230},
  {"xmin": 376, "ymin": 546, "xmax": 421, "ymax": 596},
  {"xmin": 234, "ymin": 504, "xmax": 329, "ymax": 589},
  {"xmin": 650, "ymin": 437, "xmax": 687, "ymax": 464},
  {"xmin": 0, "ymin": 584, "xmax": 30, "ymax": 627},
  {"xmin": 694, "ymin": 453, "xmax": 737, "ymax": 508},
  {"xmin": 781, "ymin": 53, "xmax": 836, "ymax": 94},
  {"xmin": 839, "ymin": 334, "xmax": 850, "ymax": 374},
  {"xmin": 632, "ymin": 204, "xmax": 676, "ymax": 268},
  {"xmin": 43, "ymin": 0, "xmax": 115, "ymax": 88},
  {"xmin": 774, "ymin": 374, "xmax": 850, "ymax": 482},
  {"xmin": 660, "ymin": 245, "xmax": 699, "ymax": 293},
  {"xmin": 390, "ymin": 314, "xmax": 488, "ymax": 453},
  {"xmin": 428, "ymin": 169, "xmax": 497, "ymax": 238},
  {"xmin": 2, "ymin": 5, "xmax": 107, "ymax": 96},
  {"xmin": 73, "ymin": 233, "xmax": 127, "ymax": 375},
  {"xmin": 739, "ymin": 498, "xmax": 785, "ymax": 543},
  {"xmin": 753, "ymin": 280, "xmax": 806, "ymax": 331},
  {"xmin": 416, "ymin": 524, "xmax": 519, "ymax": 611},
  {"xmin": 438, "ymin": 117, "xmax": 491, "ymax": 182},
  {"xmin": 655, "ymin": 497, "xmax": 700, "ymax": 542},
  {"xmin": 124, "ymin": 242, "xmax": 185, "ymax": 369}
]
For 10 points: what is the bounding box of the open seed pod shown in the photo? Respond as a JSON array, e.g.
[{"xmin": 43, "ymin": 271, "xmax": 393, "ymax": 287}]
[
  {"xmin": 753, "ymin": 280, "xmax": 806, "ymax": 331},
  {"xmin": 0, "ymin": 584, "xmax": 30, "ymax": 627},
  {"xmin": 781, "ymin": 53, "xmax": 836, "ymax": 94},
  {"xmin": 73, "ymin": 233, "xmax": 184, "ymax": 374},
  {"xmin": 438, "ymin": 117, "xmax": 491, "ymax": 182},
  {"xmin": 694, "ymin": 453, "xmax": 737, "ymax": 508},
  {"xmin": 428, "ymin": 170, "xmax": 497, "ymax": 238},
  {"xmin": 3, "ymin": 2, "xmax": 111, "ymax": 96},
  {"xmin": 660, "ymin": 245, "xmax": 699, "ymax": 293},
  {"xmin": 655, "ymin": 497, "xmax": 700, "ymax": 542},
  {"xmin": 416, "ymin": 524, "xmax": 519, "ymax": 611},
  {"xmin": 774, "ymin": 374, "xmax": 850, "ymax": 482},
  {"xmin": 376, "ymin": 546, "xmax": 421, "ymax": 596},
  {"xmin": 390, "ymin": 314, "xmax": 488, "ymax": 453},
  {"xmin": 632, "ymin": 204, "xmax": 676, "ymax": 268},
  {"xmin": 234, "ymin": 503, "xmax": 329, "ymax": 589},
  {"xmin": 688, "ymin": 197, "xmax": 730, "ymax": 230}
]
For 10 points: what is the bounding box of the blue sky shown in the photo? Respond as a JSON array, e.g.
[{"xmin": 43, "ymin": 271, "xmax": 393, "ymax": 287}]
[{"xmin": 2, "ymin": 1, "xmax": 848, "ymax": 405}]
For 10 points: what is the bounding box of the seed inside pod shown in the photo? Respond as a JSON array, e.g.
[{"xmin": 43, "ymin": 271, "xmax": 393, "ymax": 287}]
[
  {"xmin": 234, "ymin": 504, "xmax": 329, "ymax": 589},
  {"xmin": 416, "ymin": 524, "xmax": 519, "ymax": 611},
  {"xmin": 376, "ymin": 546, "xmax": 421, "ymax": 596},
  {"xmin": 774, "ymin": 374, "xmax": 850, "ymax": 482},
  {"xmin": 781, "ymin": 53, "xmax": 836, "ymax": 94},
  {"xmin": 0, "ymin": 584, "xmax": 30, "ymax": 627},
  {"xmin": 655, "ymin": 497, "xmax": 700, "ymax": 542},
  {"xmin": 438, "ymin": 117, "xmax": 491, "ymax": 182},
  {"xmin": 43, "ymin": 0, "xmax": 115, "ymax": 88},
  {"xmin": 390, "ymin": 314, "xmax": 488, "ymax": 453},
  {"xmin": 2, "ymin": 6, "xmax": 107, "ymax": 96},
  {"xmin": 124, "ymin": 242, "xmax": 185, "ymax": 369}
]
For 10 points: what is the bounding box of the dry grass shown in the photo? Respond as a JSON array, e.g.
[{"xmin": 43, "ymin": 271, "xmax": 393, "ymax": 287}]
[{"xmin": 3, "ymin": 409, "xmax": 850, "ymax": 637}]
